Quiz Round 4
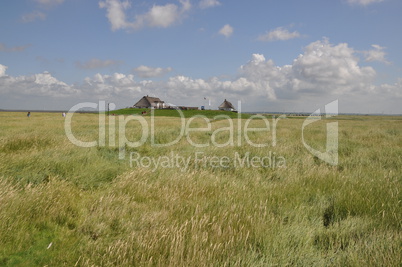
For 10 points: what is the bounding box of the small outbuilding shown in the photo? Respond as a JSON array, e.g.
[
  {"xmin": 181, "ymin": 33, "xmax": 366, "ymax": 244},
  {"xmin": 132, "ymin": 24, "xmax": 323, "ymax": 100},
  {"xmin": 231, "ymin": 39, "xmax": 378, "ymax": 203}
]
[
  {"xmin": 133, "ymin": 95, "xmax": 166, "ymax": 109},
  {"xmin": 218, "ymin": 99, "xmax": 236, "ymax": 112}
]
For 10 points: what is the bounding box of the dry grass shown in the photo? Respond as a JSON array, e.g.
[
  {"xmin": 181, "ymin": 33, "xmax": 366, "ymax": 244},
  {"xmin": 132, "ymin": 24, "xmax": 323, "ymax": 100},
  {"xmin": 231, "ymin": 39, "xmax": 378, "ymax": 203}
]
[{"xmin": 0, "ymin": 112, "xmax": 401, "ymax": 266}]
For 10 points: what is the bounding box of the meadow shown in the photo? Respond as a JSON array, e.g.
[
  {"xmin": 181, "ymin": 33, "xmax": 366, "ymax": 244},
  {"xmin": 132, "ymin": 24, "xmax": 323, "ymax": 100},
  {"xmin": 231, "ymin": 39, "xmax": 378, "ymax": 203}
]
[{"xmin": 0, "ymin": 110, "xmax": 401, "ymax": 266}]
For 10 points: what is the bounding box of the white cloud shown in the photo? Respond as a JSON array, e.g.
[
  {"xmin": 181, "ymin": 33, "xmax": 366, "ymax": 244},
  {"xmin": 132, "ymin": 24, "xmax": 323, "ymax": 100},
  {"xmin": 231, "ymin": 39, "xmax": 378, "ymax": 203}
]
[
  {"xmin": 258, "ymin": 27, "xmax": 301, "ymax": 42},
  {"xmin": 377, "ymin": 78, "xmax": 402, "ymax": 97},
  {"xmin": 1, "ymin": 39, "xmax": 401, "ymax": 113},
  {"xmin": 99, "ymin": 0, "xmax": 191, "ymax": 31},
  {"xmin": 0, "ymin": 67, "xmax": 79, "ymax": 97},
  {"xmin": 0, "ymin": 64, "xmax": 143, "ymax": 100},
  {"xmin": 347, "ymin": 0, "xmax": 385, "ymax": 6},
  {"xmin": 75, "ymin": 58, "xmax": 123, "ymax": 69},
  {"xmin": 150, "ymin": 39, "xmax": 378, "ymax": 101},
  {"xmin": 363, "ymin": 44, "xmax": 390, "ymax": 64},
  {"xmin": 199, "ymin": 0, "xmax": 221, "ymax": 9},
  {"xmin": 98, "ymin": 0, "xmax": 132, "ymax": 31},
  {"xmin": 0, "ymin": 64, "xmax": 7, "ymax": 76},
  {"xmin": 287, "ymin": 39, "xmax": 376, "ymax": 95},
  {"xmin": 0, "ymin": 39, "xmax": 384, "ymax": 99},
  {"xmin": 132, "ymin": 65, "xmax": 173, "ymax": 78},
  {"xmin": 82, "ymin": 73, "xmax": 142, "ymax": 98},
  {"xmin": 136, "ymin": 3, "xmax": 181, "ymax": 28},
  {"xmin": 219, "ymin": 24, "xmax": 233, "ymax": 38}
]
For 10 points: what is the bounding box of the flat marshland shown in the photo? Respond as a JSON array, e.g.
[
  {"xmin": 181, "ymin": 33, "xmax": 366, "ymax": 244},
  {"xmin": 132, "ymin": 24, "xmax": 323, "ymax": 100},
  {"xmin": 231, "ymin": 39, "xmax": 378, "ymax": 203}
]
[{"xmin": 0, "ymin": 111, "xmax": 401, "ymax": 266}]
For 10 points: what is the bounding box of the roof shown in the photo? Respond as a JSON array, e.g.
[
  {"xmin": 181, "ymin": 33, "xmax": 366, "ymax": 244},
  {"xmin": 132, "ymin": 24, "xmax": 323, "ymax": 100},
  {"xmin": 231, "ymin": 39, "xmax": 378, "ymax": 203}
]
[
  {"xmin": 143, "ymin": 96, "xmax": 164, "ymax": 104},
  {"xmin": 219, "ymin": 99, "xmax": 235, "ymax": 110},
  {"xmin": 133, "ymin": 95, "xmax": 164, "ymax": 108}
]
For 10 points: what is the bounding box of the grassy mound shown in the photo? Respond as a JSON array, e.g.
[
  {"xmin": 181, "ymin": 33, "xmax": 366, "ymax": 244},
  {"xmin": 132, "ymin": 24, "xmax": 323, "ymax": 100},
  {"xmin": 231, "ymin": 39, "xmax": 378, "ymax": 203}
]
[{"xmin": 110, "ymin": 108, "xmax": 254, "ymax": 119}]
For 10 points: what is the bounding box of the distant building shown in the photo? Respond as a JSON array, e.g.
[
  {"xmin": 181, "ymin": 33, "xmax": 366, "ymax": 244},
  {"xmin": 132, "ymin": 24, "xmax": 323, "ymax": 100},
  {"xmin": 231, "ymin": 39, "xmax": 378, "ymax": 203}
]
[
  {"xmin": 218, "ymin": 99, "xmax": 236, "ymax": 111},
  {"xmin": 133, "ymin": 95, "xmax": 166, "ymax": 109}
]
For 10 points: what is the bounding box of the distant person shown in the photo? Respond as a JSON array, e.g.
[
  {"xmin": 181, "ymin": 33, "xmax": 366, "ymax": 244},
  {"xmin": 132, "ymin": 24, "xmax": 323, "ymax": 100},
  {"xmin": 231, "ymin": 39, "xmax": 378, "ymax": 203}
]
[
  {"xmin": 27, "ymin": 112, "xmax": 30, "ymax": 118},
  {"xmin": 62, "ymin": 112, "xmax": 66, "ymax": 117}
]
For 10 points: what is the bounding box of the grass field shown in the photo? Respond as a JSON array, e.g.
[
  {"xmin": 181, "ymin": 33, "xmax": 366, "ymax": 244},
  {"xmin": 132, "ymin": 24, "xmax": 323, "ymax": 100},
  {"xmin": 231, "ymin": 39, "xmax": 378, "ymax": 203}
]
[{"xmin": 0, "ymin": 111, "xmax": 401, "ymax": 266}]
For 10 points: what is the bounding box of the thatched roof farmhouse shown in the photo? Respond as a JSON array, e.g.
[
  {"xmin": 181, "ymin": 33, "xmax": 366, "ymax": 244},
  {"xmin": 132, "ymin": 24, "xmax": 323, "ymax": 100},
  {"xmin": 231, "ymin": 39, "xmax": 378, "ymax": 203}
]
[
  {"xmin": 218, "ymin": 99, "xmax": 236, "ymax": 111},
  {"xmin": 133, "ymin": 95, "xmax": 166, "ymax": 109}
]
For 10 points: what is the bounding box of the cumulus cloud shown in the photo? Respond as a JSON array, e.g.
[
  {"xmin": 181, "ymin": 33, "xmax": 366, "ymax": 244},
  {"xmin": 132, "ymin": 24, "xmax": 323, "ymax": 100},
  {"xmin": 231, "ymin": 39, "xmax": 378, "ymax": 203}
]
[
  {"xmin": 0, "ymin": 64, "xmax": 7, "ymax": 76},
  {"xmin": 81, "ymin": 73, "xmax": 144, "ymax": 98},
  {"xmin": 288, "ymin": 39, "xmax": 376, "ymax": 95},
  {"xmin": 363, "ymin": 44, "xmax": 390, "ymax": 64},
  {"xmin": 0, "ymin": 66, "xmax": 79, "ymax": 97},
  {"xmin": 1, "ymin": 39, "xmax": 401, "ymax": 113},
  {"xmin": 75, "ymin": 58, "xmax": 123, "ymax": 69},
  {"xmin": 99, "ymin": 0, "xmax": 191, "ymax": 31},
  {"xmin": 347, "ymin": 0, "xmax": 384, "ymax": 6},
  {"xmin": 132, "ymin": 65, "xmax": 173, "ymax": 78},
  {"xmin": 258, "ymin": 27, "xmax": 301, "ymax": 42},
  {"xmin": 377, "ymin": 78, "xmax": 402, "ymax": 97},
  {"xmin": 151, "ymin": 39, "xmax": 378, "ymax": 100},
  {"xmin": 219, "ymin": 24, "xmax": 234, "ymax": 38},
  {"xmin": 199, "ymin": 0, "xmax": 221, "ymax": 9},
  {"xmin": 0, "ymin": 66, "xmax": 141, "ymax": 100},
  {"xmin": 98, "ymin": 0, "xmax": 131, "ymax": 31},
  {"xmin": 135, "ymin": 2, "xmax": 185, "ymax": 28},
  {"xmin": 0, "ymin": 39, "xmax": 385, "ymax": 100}
]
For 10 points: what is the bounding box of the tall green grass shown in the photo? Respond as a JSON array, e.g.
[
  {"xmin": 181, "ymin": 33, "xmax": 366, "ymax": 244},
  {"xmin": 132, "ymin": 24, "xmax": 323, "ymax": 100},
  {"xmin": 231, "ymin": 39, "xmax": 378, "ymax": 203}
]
[{"xmin": 0, "ymin": 112, "xmax": 401, "ymax": 266}]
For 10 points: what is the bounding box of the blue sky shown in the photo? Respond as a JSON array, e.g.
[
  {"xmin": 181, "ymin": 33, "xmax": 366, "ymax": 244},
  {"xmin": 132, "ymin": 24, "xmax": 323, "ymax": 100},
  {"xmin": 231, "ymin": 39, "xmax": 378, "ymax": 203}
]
[{"xmin": 1, "ymin": 0, "xmax": 401, "ymax": 113}]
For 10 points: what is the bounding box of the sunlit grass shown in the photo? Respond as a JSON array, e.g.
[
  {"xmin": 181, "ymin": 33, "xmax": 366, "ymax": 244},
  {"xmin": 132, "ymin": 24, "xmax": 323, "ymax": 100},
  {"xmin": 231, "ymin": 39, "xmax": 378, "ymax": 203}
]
[{"xmin": 0, "ymin": 111, "xmax": 401, "ymax": 266}]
